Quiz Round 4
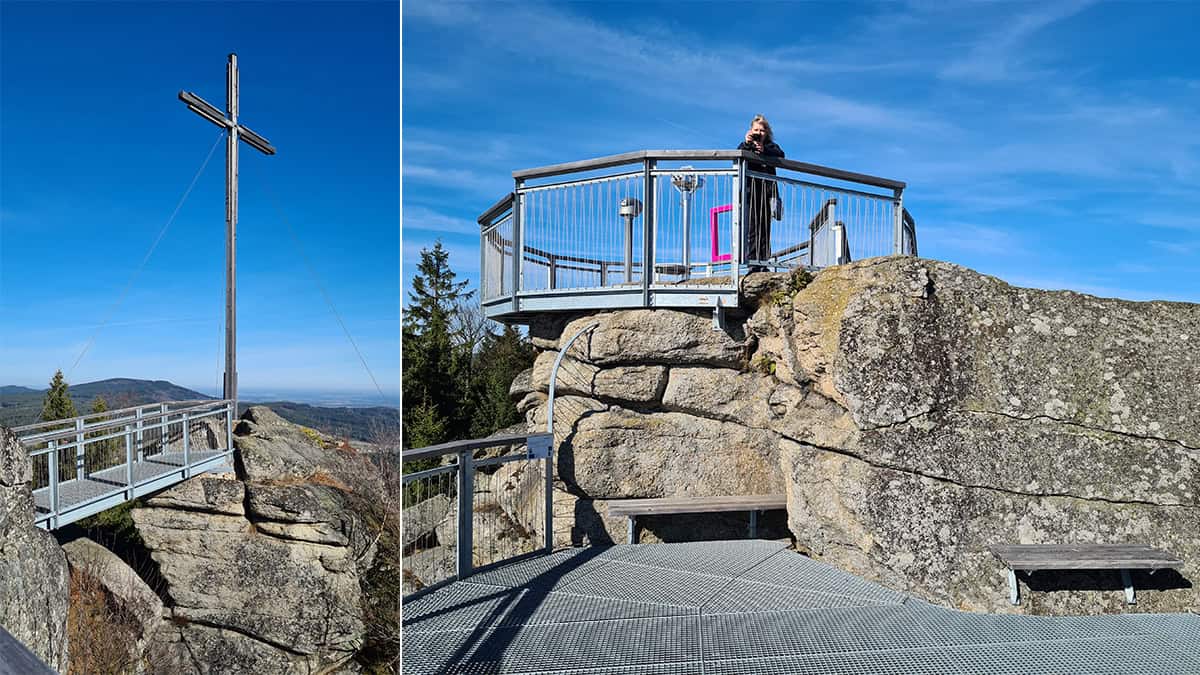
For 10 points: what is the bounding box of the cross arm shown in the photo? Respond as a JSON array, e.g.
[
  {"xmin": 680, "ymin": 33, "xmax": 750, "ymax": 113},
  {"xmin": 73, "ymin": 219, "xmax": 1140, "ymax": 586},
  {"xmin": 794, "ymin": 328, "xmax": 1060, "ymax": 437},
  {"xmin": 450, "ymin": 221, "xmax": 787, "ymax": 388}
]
[
  {"xmin": 178, "ymin": 90, "xmax": 276, "ymax": 156},
  {"xmin": 179, "ymin": 91, "xmax": 230, "ymax": 129}
]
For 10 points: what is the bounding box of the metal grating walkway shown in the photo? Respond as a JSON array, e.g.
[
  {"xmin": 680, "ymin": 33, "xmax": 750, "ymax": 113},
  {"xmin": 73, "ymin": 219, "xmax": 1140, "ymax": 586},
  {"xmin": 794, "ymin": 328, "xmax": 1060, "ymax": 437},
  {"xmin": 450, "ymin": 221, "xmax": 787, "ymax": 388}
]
[{"xmin": 402, "ymin": 540, "xmax": 1200, "ymax": 674}]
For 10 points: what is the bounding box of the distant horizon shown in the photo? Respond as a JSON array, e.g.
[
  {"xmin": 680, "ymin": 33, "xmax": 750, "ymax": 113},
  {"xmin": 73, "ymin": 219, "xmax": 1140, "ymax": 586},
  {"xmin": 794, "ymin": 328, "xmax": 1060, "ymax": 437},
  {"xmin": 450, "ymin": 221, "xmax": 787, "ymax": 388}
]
[{"xmin": 1, "ymin": 377, "xmax": 398, "ymax": 409}]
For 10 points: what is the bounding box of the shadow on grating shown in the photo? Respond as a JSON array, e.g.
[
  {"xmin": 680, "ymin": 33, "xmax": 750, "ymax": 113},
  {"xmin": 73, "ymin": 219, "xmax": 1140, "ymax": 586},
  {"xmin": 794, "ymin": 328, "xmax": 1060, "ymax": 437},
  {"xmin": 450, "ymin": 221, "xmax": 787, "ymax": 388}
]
[{"xmin": 402, "ymin": 542, "xmax": 1200, "ymax": 675}]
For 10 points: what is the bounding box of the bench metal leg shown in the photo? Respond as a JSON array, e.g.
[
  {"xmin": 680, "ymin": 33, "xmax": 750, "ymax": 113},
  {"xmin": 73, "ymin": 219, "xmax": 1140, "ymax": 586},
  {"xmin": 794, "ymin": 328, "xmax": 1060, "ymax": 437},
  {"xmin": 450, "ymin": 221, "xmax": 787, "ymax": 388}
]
[
  {"xmin": 1008, "ymin": 569, "xmax": 1020, "ymax": 606},
  {"xmin": 1121, "ymin": 569, "xmax": 1136, "ymax": 605},
  {"xmin": 748, "ymin": 510, "xmax": 758, "ymax": 539},
  {"xmin": 628, "ymin": 516, "xmax": 637, "ymax": 545}
]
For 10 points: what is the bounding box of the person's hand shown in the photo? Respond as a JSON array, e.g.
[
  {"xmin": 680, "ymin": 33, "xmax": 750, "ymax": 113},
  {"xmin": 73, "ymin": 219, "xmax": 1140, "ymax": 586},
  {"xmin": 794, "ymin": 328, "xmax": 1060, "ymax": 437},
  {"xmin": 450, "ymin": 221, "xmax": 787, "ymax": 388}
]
[{"xmin": 744, "ymin": 130, "xmax": 763, "ymax": 152}]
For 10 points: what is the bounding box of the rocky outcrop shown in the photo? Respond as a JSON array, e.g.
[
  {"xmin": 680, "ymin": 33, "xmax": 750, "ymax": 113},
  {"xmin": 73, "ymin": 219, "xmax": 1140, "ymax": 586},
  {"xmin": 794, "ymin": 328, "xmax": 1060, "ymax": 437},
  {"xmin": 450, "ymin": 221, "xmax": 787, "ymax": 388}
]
[
  {"xmin": 0, "ymin": 427, "xmax": 69, "ymax": 672},
  {"xmin": 522, "ymin": 257, "xmax": 1200, "ymax": 613},
  {"xmin": 132, "ymin": 407, "xmax": 382, "ymax": 673},
  {"xmin": 62, "ymin": 536, "xmax": 163, "ymax": 663}
]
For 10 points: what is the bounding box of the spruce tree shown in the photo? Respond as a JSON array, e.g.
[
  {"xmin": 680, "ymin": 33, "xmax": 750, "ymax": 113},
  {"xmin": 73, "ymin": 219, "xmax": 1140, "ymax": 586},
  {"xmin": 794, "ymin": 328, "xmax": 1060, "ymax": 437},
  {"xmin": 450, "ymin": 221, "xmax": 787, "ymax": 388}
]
[
  {"xmin": 403, "ymin": 241, "xmax": 473, "ymax": 447},
  {"xmin": 87, "ymin": 395, "xmax": 117, "ymax": 465},
  {"xmin": 40, "ymin": 369, "xmax": 78, "ymax": 422},
  {"xmin": 469, "ymin": 325, "xmax": 535, "ymax": 437}
]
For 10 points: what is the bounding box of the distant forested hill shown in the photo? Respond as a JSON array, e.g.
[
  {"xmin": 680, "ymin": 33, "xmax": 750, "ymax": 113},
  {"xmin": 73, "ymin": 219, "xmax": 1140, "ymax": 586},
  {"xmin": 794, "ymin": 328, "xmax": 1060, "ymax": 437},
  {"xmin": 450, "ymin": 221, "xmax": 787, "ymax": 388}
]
[
  {"xmin": 0, "ymin": 379, "xmax": 211, "ymax": 427},
  {"xmin": 237, "ymin": 401, "xmax": 399, "ymax": 442},
  {"xmin": 1, "ymin": 378, "xmax": 397, "ymax": 442}
]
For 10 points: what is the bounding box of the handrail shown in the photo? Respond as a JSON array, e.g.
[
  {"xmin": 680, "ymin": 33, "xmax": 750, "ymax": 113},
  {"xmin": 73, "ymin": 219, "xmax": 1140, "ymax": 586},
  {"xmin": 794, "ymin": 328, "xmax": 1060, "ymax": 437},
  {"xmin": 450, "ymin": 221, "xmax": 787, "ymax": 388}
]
[
  {"xmin": 477, "ymin": 192, "xmax": 515, "ymax": 226},
  {"xmin": 511, "ymin": 149, "xmax": 906, "ymax": 191},
  {"xmin": 401, "ymin": 432, "xmax": 552, "ymax": 461},
  {"xmin": 13, "ymin": 398, "xmax": 226, "ymax": 434},
  {"xmin": 16, "ymin": 400, "xmax": 231, "ymax": 442}
]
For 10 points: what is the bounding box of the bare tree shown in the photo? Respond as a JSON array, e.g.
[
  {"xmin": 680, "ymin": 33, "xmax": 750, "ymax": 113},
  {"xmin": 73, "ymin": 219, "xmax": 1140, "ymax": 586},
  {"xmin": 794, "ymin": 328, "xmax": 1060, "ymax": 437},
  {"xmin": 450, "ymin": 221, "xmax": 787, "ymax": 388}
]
[{"xmin": 450, "ymin": 297, "xmax": 493, "ymax": 356}]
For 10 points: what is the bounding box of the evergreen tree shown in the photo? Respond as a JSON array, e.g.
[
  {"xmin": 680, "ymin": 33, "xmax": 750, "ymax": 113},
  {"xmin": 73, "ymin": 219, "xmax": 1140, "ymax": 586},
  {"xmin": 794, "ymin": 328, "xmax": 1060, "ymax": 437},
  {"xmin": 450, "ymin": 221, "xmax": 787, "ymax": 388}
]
[
  {"xmin": 40, "ymin": 369, "xmax": 78, "ymax": 422},
  {"xmin": 403, "ymin": 241, "xmax": 473, "ymax": 447},
  {"xmin": 469, "ymin": 325, "xmax": 535, "ymax": 437},
  {"xmin": 87, "ymin": 395, "xmax": 118, "ymax": 464}
]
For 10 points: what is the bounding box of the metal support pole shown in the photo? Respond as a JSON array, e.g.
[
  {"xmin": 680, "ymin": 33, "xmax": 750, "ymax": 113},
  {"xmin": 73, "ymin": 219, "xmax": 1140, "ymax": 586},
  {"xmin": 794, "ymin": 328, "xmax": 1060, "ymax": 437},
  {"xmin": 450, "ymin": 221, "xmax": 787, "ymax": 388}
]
[
  {"xmin": 681, "ymin": 190, "xmax": 691, "ymax": 280},
  {"xmin": 224, "ymin": 54, "xmax": 239, "ymax": 407},
  {"xmin": 1008, "ymin": 569, "xmax": 1020, "ymax": 606},
  {"xmin": 456, "ymin": 450, "xmax": 474, "ymax": 579},
  {"xmin": 544, "ymin": 443, "xmax": 554, "ymax": 554},
  {"xmin": 1121, "ymin": 569, "xmax": 1136, "ymax": 605},
  {"xmin": 642, "ymin": 160, "xmax": 655, "ymax": 306},
  {"xmin": 749, "ymin": 510, "xmax": 758, "ymax": 539},
  {"xmin": 627, "ymin": 516, "xmax": 637, "ymax": 545},
  {"xmin": 548, "ymin": 257, "xmax": 557, "ymax": 290},
  {"xmin": 893, "ymin": 187, "xmax": 904, "ymax": 256}
]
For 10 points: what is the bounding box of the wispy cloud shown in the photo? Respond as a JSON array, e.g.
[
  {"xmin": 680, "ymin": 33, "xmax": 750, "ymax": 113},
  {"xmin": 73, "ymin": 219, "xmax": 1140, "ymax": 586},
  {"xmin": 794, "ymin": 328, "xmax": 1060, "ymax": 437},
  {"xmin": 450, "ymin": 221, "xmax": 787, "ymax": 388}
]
[{"xmin": 940, "ymin": 1, "xmax": 1095, "ymax": 82}]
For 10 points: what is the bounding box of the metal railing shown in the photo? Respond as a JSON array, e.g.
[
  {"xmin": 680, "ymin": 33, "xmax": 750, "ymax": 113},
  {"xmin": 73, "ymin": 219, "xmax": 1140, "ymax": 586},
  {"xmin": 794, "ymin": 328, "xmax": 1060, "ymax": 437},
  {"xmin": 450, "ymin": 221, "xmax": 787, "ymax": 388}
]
[
  {"xmin": 478, "ymin": 149, "xmax": 917, "ymax": 319},
  {"xmin": 13, "ymin": 399, "xmax": 235, "ymax": 530},
  {"xmin": 402, "ymin": 432, "xmax": 554, "ymax": 598}
]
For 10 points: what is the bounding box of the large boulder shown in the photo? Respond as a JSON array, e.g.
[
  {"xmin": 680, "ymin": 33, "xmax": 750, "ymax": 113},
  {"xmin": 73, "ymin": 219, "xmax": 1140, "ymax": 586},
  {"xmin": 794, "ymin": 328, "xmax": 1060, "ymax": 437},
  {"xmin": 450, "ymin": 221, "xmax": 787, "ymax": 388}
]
[
  {"xmin": 0, "ymin": 427, "xmax": 69, "ymax": 672},
  {"xmin": 61, "ymin": 536, "xmax": 163, "ymax": 662},
  {"xmin": 522, "ymin": 257, "xmax": 1200, "ymax": 613},
  {"xmin": 132, "ymin": 408, "xmax": 388, "ymax": 672}
]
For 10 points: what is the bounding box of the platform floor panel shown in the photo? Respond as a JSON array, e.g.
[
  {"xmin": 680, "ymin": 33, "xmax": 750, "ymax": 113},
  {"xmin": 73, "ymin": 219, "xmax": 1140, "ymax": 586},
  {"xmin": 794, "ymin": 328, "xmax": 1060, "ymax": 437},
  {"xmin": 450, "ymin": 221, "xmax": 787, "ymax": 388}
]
[
  {"xmin": 33, "ymin": 449, "xmax": 225, "ymax": 516},
  {"xmin": 402, "ymin": 541, "xmax": 1200, "ymax": 675}
]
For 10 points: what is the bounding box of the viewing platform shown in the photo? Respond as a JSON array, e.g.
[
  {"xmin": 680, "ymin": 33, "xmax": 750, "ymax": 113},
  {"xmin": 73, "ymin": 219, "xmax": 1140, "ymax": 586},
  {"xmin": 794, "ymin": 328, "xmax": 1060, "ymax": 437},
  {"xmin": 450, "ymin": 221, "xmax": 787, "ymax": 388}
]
[{"xmin": 478, "ymin": 149, "xmax": 917, "ymax": 323}]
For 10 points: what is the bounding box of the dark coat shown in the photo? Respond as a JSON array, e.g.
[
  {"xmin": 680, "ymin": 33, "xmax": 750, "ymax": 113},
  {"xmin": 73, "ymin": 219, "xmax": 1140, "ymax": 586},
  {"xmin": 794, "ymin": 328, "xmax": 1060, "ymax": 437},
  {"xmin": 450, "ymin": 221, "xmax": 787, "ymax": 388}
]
[{"xmin": 737, "ymin": 140, "xmax": 786, "ymax": 173}]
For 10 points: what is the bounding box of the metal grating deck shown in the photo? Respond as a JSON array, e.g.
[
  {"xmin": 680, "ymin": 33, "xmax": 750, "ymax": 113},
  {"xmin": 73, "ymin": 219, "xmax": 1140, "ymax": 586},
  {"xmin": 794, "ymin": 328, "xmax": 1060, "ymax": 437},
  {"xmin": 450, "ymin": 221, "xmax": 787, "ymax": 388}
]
[{"xmin": 402, "ymin": 541, "xmax": 1200, "ymax": 674}]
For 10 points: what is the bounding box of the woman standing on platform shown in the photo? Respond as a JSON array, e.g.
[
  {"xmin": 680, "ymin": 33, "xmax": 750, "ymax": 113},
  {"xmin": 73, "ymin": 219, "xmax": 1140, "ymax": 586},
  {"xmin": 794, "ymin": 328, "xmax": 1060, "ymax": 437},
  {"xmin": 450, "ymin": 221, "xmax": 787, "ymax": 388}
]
[{"xmin": 738, "ymin": 115, "xmax": 785, "ymax": 272}]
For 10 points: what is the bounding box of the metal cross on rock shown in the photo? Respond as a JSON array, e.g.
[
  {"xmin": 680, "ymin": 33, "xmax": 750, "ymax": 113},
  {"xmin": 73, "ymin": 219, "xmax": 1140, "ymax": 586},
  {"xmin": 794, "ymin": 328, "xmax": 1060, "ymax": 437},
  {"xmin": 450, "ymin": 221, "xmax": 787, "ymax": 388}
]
[{"xmin": 178, "ymin": 53, "xmax": 276, "ymax": 405}]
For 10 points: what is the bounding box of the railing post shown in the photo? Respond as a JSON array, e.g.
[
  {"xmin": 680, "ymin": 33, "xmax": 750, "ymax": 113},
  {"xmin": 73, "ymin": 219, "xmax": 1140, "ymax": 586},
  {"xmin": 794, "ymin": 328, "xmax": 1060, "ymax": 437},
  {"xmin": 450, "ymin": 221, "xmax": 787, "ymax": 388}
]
[
  {"xmin": 511, "ymin": 182, "xmax": 523, "ymax": 314},
  {"xmin": 74, "ymin": 417, "xmax": 85, "ymax": 481},
  {"xmin": 544, "ymin": 441, "xmax": 554, "ymax": 554},
  {"xmin": 893, "ymin": 187, "xmax": 904, "ymax": 255},
  {"xmin": 160, "ymin": 402, "xmax": 169, "ymax": 454},
  {"xmin": 226, "ymin": 401, "xmax": 234, "ymax": 456},
  {"xmin": 136, "ymin": 406, "xmax": 144, "ymax": 462},
  {"xmin": 456, "ymin": 449, "xmax": 474, "ymax": 579},
  {"xmin": 642, "ymin": 158, "xmax": 655, "ymax": 307},
  {"xmin": 48, "ymin": 440, "xmax": 59, "ymax": 527},
  {"xmin": 548, "ymin": 256, "xmax": 557, "ymax": 290},
  {"xmin": 182, "ymin": 410, "xmax": 191, "ymax": 478},
  {"xmin": 732, "ymin": 157, "xmax": 743, "ymax": 289},
  {"xmin": 125, "ymin": 423, "xmax": 134, "ymax": 496}
]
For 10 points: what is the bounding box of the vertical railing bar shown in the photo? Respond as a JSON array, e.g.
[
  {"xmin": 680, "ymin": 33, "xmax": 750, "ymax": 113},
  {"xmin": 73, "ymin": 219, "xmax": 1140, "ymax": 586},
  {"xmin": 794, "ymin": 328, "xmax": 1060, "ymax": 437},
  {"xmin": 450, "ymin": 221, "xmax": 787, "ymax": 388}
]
[
  {"xmin": 48, "ymin": 440, "xmax": 59, "ymax": 527},
  {"xmin": 456, "ymin": 450, "xmax": 474, "ymax": 579},
  {"xmin": 511, "ymin": 181, "xmax": 522, "ymax": 313},
  {"xmin": 182, "ymin": 410, "xmax": 191, "ymax": 478},
  {"xmin": 544, "ymin": 439, "xmax": 554, "ymax": 554},
  {"xmin": 136, "ymin": 406, "xmax": 145, "ymax": 462},
  {"xmin": 74, "ymin": 417, "xmax": 85, "ymax": 482},
  {"xmin": 125, "ymin": 423, "xmax": 134, "ymax": 495},
  {"xmin": 893, "ymin": 186, "xmax": 904, "ymax": 255},
  {"xmin": 733, "ymin": 157, "xmax": 743, "ymax": 290},
  {"xmin": 642, "ymin": 158, "xmax": 654, "ymax": 306}
]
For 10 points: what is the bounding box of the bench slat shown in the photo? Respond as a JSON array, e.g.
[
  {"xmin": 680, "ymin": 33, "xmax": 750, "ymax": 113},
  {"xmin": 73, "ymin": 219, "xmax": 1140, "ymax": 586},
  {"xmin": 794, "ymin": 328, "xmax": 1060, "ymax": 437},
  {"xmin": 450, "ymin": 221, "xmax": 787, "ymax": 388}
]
[
  {"xmin": 990, "ymin": 544, "xmax": 1183, "ymax": 571},
  {"xmin": 607, "ymin": 495, "xmax": 787, "ymax": 517}
]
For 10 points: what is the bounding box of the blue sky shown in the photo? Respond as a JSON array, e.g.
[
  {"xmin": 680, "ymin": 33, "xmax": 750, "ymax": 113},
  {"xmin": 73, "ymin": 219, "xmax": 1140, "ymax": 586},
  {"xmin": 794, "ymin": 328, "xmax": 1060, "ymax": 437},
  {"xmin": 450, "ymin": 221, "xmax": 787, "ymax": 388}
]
[
  {"xmin": 1, "ymin": 1, "xmax": 399, "ymax": 401},
  {"xmin": 404, "ymin": 0, "xmax": 1200, "ymax": 306}
]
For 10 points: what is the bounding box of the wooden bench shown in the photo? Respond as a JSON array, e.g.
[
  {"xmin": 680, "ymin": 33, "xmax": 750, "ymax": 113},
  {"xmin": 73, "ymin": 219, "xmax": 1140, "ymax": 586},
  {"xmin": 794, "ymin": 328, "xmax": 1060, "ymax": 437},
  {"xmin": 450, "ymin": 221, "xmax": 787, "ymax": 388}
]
[
  {"xmin": 607, "ymin": 495, "xmax": 787, "ymax": 544},
  {"xmin": 990, "ymin": 543, "xmax": 1183, "ymax": 606}
]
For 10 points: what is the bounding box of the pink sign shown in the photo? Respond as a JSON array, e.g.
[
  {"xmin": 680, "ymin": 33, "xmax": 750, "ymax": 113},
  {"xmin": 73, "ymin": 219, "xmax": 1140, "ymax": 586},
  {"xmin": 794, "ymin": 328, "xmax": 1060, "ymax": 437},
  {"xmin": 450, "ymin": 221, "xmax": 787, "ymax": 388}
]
[{"xmin": 710, "ymin": 204, "xmax": 733, "ymax": 262}]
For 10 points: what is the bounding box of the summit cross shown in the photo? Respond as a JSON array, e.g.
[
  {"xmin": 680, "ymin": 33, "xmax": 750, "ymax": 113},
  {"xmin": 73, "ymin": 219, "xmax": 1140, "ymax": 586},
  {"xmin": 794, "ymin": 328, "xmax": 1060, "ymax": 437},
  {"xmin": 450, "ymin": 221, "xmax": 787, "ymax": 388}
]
[{"xmin": 178, "ymin": 53, "xmax": 276, "ymax": 405}]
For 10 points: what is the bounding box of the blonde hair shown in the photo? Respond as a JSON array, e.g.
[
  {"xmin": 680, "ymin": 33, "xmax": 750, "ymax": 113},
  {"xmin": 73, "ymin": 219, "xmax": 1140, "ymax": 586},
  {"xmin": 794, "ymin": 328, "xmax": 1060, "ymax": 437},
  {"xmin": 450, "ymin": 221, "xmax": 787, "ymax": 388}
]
[{"xmin": 750, "ymin": 114, "xmax": 773, "ymax": 142}]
